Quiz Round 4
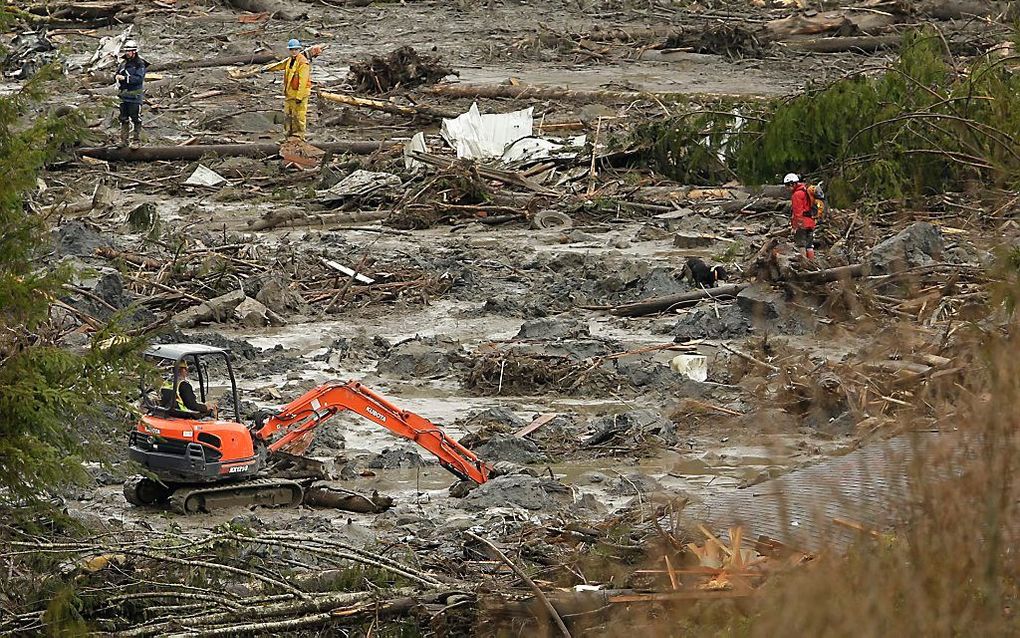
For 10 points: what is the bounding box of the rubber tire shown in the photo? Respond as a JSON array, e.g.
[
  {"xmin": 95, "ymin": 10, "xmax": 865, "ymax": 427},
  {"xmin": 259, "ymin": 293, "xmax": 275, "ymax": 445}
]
[{"xmin": 531, "ymin": 210, "xmax": 573, "ymax": 230}]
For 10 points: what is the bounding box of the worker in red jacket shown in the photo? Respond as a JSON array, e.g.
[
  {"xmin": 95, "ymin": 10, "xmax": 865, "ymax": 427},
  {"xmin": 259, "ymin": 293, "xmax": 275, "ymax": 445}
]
[{"xmin": 785, "ymin": 173, "xmax": 816, "ymax": 259}]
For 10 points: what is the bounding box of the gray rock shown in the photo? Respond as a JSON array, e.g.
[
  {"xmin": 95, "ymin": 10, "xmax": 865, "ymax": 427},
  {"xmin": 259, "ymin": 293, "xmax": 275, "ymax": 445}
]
[
  {"xmin": 867, "ymin": 222, "xmax": 944, "ymax": 275},
  {"xmin": 515, "ymin": 317, "xmax": 590, "ymax": 340},
  {"xmin": 473, "ymin": 434, "xmax": 546, "ymax": 464},
  {"xmin": 256, "ymin": 274, "xmax": 307, "ymax": 315},
  {"xmin": 736, "ymin": 284, "xmax": 785, "ymax": 321},
  {"xmin": 52, "ymin": 220, "xmax": 111, "ymax": 258},
  {"xmin": 672, "ymin": 304, "xmax": 750, "ymax": 341},
  {"xmin": 376, "ymin": 335, "xmax": 464, "ymax": 379},
  {"xmin": 674, "ymin": 232, "xmax": 717, "ymax": 249},
  {"xmin": 368, "ymin": 447, "xmax": 427, "ymax": 469},
  {"xmin": 460, "ymin": 474, "xmax": 572, "ymax": 511},
  {"xmin": 608, "ymin": 472, "xmax": 664, "ymax": 496}
]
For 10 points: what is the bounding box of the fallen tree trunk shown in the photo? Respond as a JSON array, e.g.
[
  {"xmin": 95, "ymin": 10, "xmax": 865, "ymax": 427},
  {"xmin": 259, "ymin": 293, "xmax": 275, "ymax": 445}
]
[
  {"xmin": 148, "ymin": 51, "xmax": 277, "ymax": 72},
  {"xmin": 222, "ymin": 0, "xmax": 305, "ymax": 20},
  {"xmin": 319, "ymin": 91, "xmax": 457, "ymax": 121},
  {"xmin": 78, "ymin": 140, "xmax": 391, "ymax": 162},
  {"xmin": 248, "ymin": 209, "xmax": 391, "ymax": 231},
  {"xmin": 765, "ymin": 11, "xmax": 900, "ymax": 38},
  {"xmin": 426, "ymin": 82, "xmax": 645, "ymax": 103},
  {"xmin": 27, "ymin": 1, "xmax": 129, "ymax": 21},
  {"xmin": 783, "ymin": 34, "xmax": 901, "ymax": 54},
  {"xmin": 611, "ymin": 283, "xmax": 750, "ymax": 317}
]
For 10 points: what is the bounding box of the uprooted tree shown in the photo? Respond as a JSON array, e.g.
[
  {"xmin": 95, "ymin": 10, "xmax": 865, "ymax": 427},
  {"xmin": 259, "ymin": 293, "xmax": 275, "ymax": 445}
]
[
  {"xmin": 0, "ymin": 67, "xmax": 144, "ymax": 501},
  {"xmin": 630, "ymin": 28, "xmax": 1020, "ymax": 204}
]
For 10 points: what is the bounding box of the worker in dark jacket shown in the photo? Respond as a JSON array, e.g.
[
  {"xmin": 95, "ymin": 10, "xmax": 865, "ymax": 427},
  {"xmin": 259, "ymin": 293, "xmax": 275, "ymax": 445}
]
[
  {"xmin": 162, "ymin": 360, "xmax": 215, "ymax": 418},
  {"xmin": 785, "ymin": 172, "xmax": 816, "ymax": 259},
  {"xmin": 115, "ymin": 39, "xmax": 147, "ymax": 147}
]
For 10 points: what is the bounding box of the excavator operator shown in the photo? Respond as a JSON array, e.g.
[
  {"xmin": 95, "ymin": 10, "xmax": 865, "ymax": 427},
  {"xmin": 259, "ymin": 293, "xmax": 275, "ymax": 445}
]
[{"xmin": 161, "ymin": 360, "xmax": 216, "ymax": 418}]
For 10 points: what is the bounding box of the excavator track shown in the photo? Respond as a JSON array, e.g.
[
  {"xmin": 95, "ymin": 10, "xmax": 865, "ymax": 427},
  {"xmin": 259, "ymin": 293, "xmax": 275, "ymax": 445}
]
[{"xmin": 168, "ymin": 478, "xmax": 304, "ymax": 514}]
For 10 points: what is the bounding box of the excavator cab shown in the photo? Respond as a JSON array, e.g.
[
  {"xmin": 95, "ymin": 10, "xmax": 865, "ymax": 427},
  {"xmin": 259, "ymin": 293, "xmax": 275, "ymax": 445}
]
[{"xmin": 141, "ymin": 343, "xmax": 241, "ymax": 421}]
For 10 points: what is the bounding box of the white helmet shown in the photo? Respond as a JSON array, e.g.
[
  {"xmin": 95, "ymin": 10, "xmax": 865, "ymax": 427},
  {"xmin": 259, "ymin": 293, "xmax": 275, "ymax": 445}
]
[
  {"xmin": 783, "ymin": 173, "xmax": 801, "ymax": 185},
  {"xmin": 122, "ymin": 39, "xmax": 139, "ymax": 52}
]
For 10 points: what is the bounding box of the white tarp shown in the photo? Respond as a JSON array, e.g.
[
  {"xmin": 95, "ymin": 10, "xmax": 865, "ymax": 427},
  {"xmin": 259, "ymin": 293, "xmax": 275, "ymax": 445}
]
[
  {"xmin": 441, "ymin": 103, "xmax": 534, "ymax": 160},
  {"xmin": 88, "ymin": 26, "xmax": 133, "ymax": 73},
  {"xmin": 183, "ymin": 165, "xmax": 226, "ymax": 187},
  {"xmin": 501, "ymin": 134, "xmax": 587, "ymax": 163},
  {"xmin": 669, "ymin": 354, "xmax": 708, "ymax": 382},
  {"xmin": 403, "ymin": 132, "xmax": 427, "ymax": 169}
]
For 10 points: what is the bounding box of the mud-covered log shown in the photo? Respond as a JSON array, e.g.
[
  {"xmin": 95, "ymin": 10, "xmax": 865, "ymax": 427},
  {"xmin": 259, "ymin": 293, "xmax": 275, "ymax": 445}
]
[
  {"xmin": 302, "ymin": 483, "xmax": 393, "ymax": 513},
  {"xmin": 784, "ymin": 35, "xmax": 901, "ymax": 54},
  {"xmin": 426, "ymin": 82, "xmax": 644, "ymax": 103},
  {"xmin": 611, "ymin": 284, "xmax": 751, "ymax": 317},
  {"xmin": 248, "ymin": 209, "xmax": 391, "ymax": 231},
  {"xmin": 765, "ymin": 11, "xmax": 900, "ymax": 38},
  {"xmin": 78, "ymin": 141, "xmax": 390, "ymax": 162},
  {"xmin": 222, "ymin": 0, "xmax": 305, "ymax": 20},
  {"xmin": 148, "ymin": 51, "xmax": 277, "ymax": 72},
  {"xmin": 919, "ymin": 0, "xmax": 1004, "ymax": 19},
  {"xmin": 319, "ymin": 91, "xmax": 457, "ymax": 121}
]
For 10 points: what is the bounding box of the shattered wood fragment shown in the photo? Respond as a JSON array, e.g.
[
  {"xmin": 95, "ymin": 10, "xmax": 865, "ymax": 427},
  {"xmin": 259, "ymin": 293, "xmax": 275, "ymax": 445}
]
[
  {"xmin": 248, "ymin": 210, "xmax": 391, "ymax": 231},
  {"xmin": 319, "ymin": 91, "xmax": 457, "ymax": 121},
  {"xmin": 346, "ymin": 46, "xmax": 453, "ymax": 94}
]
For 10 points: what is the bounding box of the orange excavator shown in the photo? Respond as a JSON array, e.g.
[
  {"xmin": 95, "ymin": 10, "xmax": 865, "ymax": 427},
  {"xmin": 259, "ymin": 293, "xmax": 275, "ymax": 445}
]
[{"xmin": 125, "ymin": 343, "xmax": 491, "ymax": 513}]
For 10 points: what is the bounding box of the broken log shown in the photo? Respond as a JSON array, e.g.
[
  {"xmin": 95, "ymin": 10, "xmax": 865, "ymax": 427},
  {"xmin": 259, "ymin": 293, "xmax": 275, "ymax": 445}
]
[
  {"xmin": 78, "ymin": 141, "xmax": 391, "ymax": 162},
  {"xmin": 765, "ymin": 11, "xmax": 900, "ymax": 38},
  {"xmin": 611, "ymin": 283, "xmax": 750, "ymax": 317},
  {"xmin": 302, "ymin": 483, "xmax": 393, "ymax": 513},
  {"xmin": 171, "ymin": 290, "xmax": 246, "ymax": 328},
  {"xmin": 784, "ymin": 35, "xmax": 901, "ymax": 54},
  {"xmin": 793, "ymin": 264, "xmax": 866, "ymax": 283},
  {"xmin": 319, "ymin": 91, "xmax": 457, "ymax": 121},
  {"xmin": 148, "ymin": 51, "xmax": 277, "ymax": 72}
]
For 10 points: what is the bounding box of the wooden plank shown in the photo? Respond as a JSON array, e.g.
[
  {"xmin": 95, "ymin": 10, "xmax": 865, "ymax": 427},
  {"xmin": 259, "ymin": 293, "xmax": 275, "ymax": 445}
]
[{"xmin": 515, "ymin": 413, "xmax": 557, "ymax": 438}]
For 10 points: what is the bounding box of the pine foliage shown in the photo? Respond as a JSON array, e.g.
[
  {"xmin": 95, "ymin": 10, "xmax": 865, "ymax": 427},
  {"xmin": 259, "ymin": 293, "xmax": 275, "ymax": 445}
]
[
  {"xmin": 632, "ymin": 28, "xmax": 1020, "ymax": 203},
  {"xmin": 0, "ymin": 69, "xmax": 144, "ymax": 500}
]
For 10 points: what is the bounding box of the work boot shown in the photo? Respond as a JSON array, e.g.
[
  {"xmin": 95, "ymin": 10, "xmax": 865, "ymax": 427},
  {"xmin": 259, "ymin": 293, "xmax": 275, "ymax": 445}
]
[
  {"xmin": 131, "ymin": 124, "xmax": 142, "ymax": 147},
  {"xmin": 119, "ymin": 122, "xmax": 130, "ymax": 147}
]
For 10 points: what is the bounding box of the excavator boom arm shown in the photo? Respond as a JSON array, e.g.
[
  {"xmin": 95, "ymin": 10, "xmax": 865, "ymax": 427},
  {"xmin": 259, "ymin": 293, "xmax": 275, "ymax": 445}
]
[{"xmin": 255, "ymin": 381, "xmax": 491, "ymax": 484}]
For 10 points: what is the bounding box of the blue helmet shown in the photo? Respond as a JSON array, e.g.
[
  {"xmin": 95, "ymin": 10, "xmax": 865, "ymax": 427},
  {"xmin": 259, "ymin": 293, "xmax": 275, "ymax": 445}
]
[{"xmin": 287, "ymin": 38, "xmax": 301, "ymax": 50}]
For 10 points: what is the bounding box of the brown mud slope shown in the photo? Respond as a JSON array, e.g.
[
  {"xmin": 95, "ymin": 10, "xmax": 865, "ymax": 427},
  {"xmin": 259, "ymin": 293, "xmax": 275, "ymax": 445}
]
[{"xmin": 2, "ymin": 0, "xmax": 1018, "ymax": 635}]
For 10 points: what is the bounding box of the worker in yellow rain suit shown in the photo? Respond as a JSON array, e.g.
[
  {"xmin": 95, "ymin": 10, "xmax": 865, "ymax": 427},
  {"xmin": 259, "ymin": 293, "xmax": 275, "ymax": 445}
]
[{"xmin": 266, "ymin": 39, "xmax": 321, "ymax": 139}]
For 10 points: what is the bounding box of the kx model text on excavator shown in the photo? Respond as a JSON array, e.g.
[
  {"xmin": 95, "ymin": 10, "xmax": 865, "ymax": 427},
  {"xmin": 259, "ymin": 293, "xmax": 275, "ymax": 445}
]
[{"xmin": 125, "ymin": 343, "xmax": 492, "ymax": 513}]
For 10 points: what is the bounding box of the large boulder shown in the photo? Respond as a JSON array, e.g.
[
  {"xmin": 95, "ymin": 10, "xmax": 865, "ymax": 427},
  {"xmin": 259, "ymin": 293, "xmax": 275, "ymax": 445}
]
[
  {"xmin": 867, "ymin": 222, "xmax": 944, "ymax": 275},
  {"xmin": 459, "ymin": 474, "xmax": 572, "ymax": 511},
  {"xmin": 255, "ymin": 274, "xmax": 308, "ymax": 315}
]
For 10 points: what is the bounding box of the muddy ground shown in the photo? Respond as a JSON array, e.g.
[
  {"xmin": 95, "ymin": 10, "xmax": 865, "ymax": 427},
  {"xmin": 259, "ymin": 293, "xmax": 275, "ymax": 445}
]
[{"xmin": 4, "ymin": 0, "xmax": 1015, "ymax": 633}]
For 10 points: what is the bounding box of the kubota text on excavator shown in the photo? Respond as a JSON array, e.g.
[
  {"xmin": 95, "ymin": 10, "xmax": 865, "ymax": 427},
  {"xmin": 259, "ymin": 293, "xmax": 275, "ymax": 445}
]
[{"xmin": 125, "ymin": 343, "xmax": 491, "ymax": 513}]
